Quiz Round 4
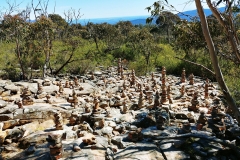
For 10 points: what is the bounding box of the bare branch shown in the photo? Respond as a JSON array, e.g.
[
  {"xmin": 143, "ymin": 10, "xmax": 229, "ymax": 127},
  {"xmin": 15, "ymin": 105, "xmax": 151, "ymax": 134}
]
[
  {"xmin": 4, "ymin": 0, "xmax": 22, "ymax": 15},
  {"xmin": 53, "ymin": 1, "xmax": 56, "ymax": 14},
  {"xmin": 70, "ymin": 8, "xmax": 83, "ymax": 24},
  {"xmin": 32, "ymin": 0, "xmax": 41, "ymax": 20},
  {"xmin": 64, "ymin": 9, "xmax": 73, "ymax": 24},
  {"xmin": 175, "ymin": 56, "xmax": 215, "ymax": 76},
  {"xmin": 206, "ymin": 0, "xmax": 240, "ymax": 62},
  {"xmin": 39, "ymin": 0, "xmax": 49, "ymax": 17}
]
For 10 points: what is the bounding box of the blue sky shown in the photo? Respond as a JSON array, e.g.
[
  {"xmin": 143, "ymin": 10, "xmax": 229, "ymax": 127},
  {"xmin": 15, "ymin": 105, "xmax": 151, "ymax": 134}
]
[{"xmin": 0, "ymin": 0, "xmax": 222, "ymax": 19}]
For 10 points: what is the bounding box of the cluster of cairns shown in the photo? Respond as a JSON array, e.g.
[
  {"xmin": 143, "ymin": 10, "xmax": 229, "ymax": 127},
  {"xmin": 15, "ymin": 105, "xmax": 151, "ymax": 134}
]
[{"xmin": 0, "ymin": 58, "xmax": 240, "ymax": 159}]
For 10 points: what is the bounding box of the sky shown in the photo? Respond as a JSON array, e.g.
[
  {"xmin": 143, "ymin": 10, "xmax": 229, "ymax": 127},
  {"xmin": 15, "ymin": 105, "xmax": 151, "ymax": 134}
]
[{"xmin": 0, "ymin": 0, "xmax": 223, "ymax": 19}]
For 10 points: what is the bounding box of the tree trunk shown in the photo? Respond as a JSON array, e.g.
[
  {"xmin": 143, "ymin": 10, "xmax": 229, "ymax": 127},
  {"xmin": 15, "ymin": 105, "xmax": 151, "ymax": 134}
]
[
  {"xmin": 53, "ymin": 49, "xmax": 75, "ymax": 75},
  {"xmin": 195, "ymin": 0, "xmax": 240, "ymax": 123},
  {"xmin": 206, "ymin": 0, "xmax": 240, "ymax": 62},
  {"xmin": 16, "ymin": 39, "xmax": 26, "ymax": 80},
  {"xmin": 167, "ymin": 26, "xmax": 170, "ymax": 43}
]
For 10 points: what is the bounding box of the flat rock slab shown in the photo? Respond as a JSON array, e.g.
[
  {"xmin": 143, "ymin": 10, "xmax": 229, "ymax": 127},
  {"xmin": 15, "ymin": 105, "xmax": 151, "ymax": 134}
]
[
  {"xmin": 114, "ymin": 142, "xmax": 164, "ymax": 160},
  {"xmin": 0, "ymin": 100, "xmax": 7, "ymax": 108},
  {"xmin": 159, "ymin": 139, "xmax": 190, "ymax": 160}
]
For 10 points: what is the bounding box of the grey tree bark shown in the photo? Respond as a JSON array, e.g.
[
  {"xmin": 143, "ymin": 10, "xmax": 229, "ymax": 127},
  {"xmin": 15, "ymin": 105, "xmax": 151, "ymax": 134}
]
[{"xmin": 195, "ymin": 0, "xmax": 240, "ymax": 123}]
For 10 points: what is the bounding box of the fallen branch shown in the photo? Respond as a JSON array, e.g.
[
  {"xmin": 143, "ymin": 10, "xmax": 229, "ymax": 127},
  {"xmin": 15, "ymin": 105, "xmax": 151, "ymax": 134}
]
[
  {"xmin": 153, "ymin": 131, "xmax": 240, "ymax": 158},
  {"xmin": 175, "ymin": 56, "xmax": 215, "ymax": 76}
]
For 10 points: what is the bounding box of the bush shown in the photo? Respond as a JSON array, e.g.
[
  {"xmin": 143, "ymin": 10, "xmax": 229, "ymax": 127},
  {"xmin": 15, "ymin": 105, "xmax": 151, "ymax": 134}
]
[{"xmin": 1, "ymin": 66, "xmax": 21, "ymax": 81}]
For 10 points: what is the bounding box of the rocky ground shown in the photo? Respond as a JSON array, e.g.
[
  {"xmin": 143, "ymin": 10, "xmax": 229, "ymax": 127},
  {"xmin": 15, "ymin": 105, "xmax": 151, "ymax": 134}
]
[{"xmin": 0, "ymin": 62, "xmax": 240, "ymax": 160}]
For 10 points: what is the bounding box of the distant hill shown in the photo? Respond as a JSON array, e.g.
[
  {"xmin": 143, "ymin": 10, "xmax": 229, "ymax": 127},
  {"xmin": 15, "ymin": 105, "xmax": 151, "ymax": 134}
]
[
  {"xmin": 77, "ymin": 15, "xmax": 148, "ymax": 25},
  {"xmin": 77, "ymin": 7, "xmax": 226, "ymax": 25},
  {"xmin": 178, "ymin": 7, "xmax": 225, "ymax": 21}
]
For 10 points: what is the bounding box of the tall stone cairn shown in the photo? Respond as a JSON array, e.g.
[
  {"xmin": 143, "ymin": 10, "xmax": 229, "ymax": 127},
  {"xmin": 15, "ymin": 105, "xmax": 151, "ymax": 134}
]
[
  {"xmin": 120, "ymin": 64, "xmax": 124, "ymax": 79},
  {"xmin": 118, "ymin": 58, "xmax": 121, "ymax": 75},
  {"xmin": 181, "ymin": 85, "xmax": 185, "ymax": 97},
  {"xmin": 37, "ymin": 82, "xmax": 43, "ymax": 94},
  {"xmin": 161, "ymin": 67, "xmax": 168, "ymax": 104},
  {"xmin": 151, "ymin": 72, "xmax": 154, "ymax": 81},
  {"xmin": 131, "ymin": 69, "xmax": 135, "ymax": 86},
  {"xmin": 167, "ymin": 85, "xmax": 173, "ymax": 104},
  {"xmin": 154, "ymin": 90, "xmax": 160, "ymax": 108},
  {"xmin": 58, "ymin": 81, "xmax": 64, "ymax": 94},
  {"xmin": 138, "ymin": 90, "xmax": 144, "ymax": 109},
  {"xmin": 72, "ymin": 89, "xmax": 78, "ymax": 108},
  {"xmin": 189, "ymin": 73, "xmax": 194, "ymax": 85},
  {"xmin": 74, "ymin": 76, "xmax": 80, "ymax": 87},
  {"xmin": 181, "ymin": 68, "xmax": 186, "ymax": 83},
  {"xmin": 205, "ymin": 78, "xmax": 209, "ymax": 99}
]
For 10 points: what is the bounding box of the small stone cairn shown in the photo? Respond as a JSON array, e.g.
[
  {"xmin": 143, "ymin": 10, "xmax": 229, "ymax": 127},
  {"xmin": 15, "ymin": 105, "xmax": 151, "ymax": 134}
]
[
  {"xmin": 67, "ymin": 90, "xmax": 78, "ymax": 108},
  {"xmin": 74, "ymin": 76, "xmax": 80, "ymax": 87},
  {"xmin": 21, "ymin": 87, "xmax": 34, "ymax": 105},
  {"xmin": 64, "ymin": 80, "xmax": 70, "ymax": 88},
  {"xmin": 49, "ymin": 134, "xmax": 63, "ymax": 159},
  {"xmin": 181, "ymin": 68, "xmax": 186, "ymax": 83},
  {"xmin": 58, "ymin": 81, "xmax": 64, "ymax": 94},
  {"xmin": 189, "ymin": 91, "xmax": 200, "ymax": 112},
  {"xmin": 54, "ymin": 112, "xmax": 63, "ymax": 130},
  {"xmin": 69, "ymin": 111, "xmax": 81, "ymax": 126},
  {"xmin": 189, "ymin": 73, "xmax": 194, "ymax": 85}
]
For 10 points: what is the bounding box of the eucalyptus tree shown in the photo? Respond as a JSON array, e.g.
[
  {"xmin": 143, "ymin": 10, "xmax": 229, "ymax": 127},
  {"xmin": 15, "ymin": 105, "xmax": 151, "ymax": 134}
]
[
  {"xmin": 147, "ymin": 0, "xmax": 240, "ymax": 123},
  {"xmin": 86, "ymin": 22, "xmax": 124, "ymax": 56},
  {"xmin": 28, "ymin": 15, "xmax": 54, "ymax": 77},
  {"xmin": 1, "ymin": 14, "xmax": 30, "ymax": 79},
  {"xmin": 48, "ymin": 14, "xmax": 68, "ymax": 39},
  {"xmin": 115, "ymin": 21, "xmax": 134, "ymax": 38},
  {"xmin": 127, "ymin": 27, "xmax": 162, "ymax": 74}
]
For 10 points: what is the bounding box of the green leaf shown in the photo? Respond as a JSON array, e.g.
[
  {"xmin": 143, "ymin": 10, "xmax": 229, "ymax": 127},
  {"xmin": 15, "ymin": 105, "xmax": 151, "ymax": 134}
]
[{"xmin": 145, "ymin": 6, "xmax": 151, "ymax": 12}]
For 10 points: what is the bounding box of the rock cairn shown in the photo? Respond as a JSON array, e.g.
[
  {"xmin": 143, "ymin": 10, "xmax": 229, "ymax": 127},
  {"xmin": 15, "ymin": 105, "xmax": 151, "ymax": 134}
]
[
  {"xmin": 181, "ymin": 68, "xmax": 186, "ymax": 83},
  {"xmin": 21, "ymin": 87, "xmax": 34, "ymax": 105},
  {"xmin": 49, "ymin": 134, "xmax": 63, "ymax": 159},
  {"xmin": 189, "ymin": 73, "xmax": 194, "ymax": 85},
  {"xmin": 54, "ymin": 112, "xmax": 63, "ymax": 130},
  {"xmin": 118, "ymin": 58, "xmax": 121, "ymax": 75},
  {"xmin": 67, "ymin": 89, "xmax": 78, "ymax": 108},
  {"xmin": 161, "ymin": 67, "xmax": 168, "ymax": 104},
  {"xmin": 205, "ymin": 78, "xmax": 209, "ymax": 99}
]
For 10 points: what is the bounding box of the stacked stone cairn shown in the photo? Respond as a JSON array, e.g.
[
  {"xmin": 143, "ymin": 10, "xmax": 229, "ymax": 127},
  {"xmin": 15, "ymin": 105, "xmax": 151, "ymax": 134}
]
[
  {"xmin": 58, "ymin": 81, "xmax": 64, "ymax": 94},
  {"xmin": 181, "ymin": 68, "xmax": 186, "ymax": 83},
  {"xmin": 130, "ymin": 69, "xmax": 135, "ymax": 86},
  {"xmin": 54, "ymin": 112, "xmax": 63, "ymax": 130},
  {"xmin": 49, "ymin": 134, "xmax": 63, "ymax": 160},
  {"xmin": 161, "ymin": 67, "xmax": 168, "ymax": 104},
  {"xmin": 205, "ymin": 78, "xmax": 209, "ymax": 99},
  {"xmin": 189, "ymin": 73, "xmax": 194, "ymax": 85},
  {"xmin": 117, "ymin": 58, "xmax": 121, "ymax": 75},
  {"xmin": 67, "ymin": 89, "xmax": 78, "ymax": 108},
  {"xmin": 21, "ymin": 87, "xmax": 34, "ymax": 105}
]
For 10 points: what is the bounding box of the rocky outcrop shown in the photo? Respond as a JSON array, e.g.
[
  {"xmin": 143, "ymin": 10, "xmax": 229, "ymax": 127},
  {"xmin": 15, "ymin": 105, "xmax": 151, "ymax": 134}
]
[{"xmin": 0, "ymin": 63, "xmax": 239, "ymax": 160}]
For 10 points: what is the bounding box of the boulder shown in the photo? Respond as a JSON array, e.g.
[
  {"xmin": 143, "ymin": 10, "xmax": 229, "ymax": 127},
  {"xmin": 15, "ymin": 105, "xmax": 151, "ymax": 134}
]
[
  {"xmin": 0, "ymin": 100, "xmax": 7, "ymax": 108},
  {"xmin": 0, "ymin": 130, "xmax": 8, "ymax": 144},
  {"xmin": 3, "ymin": 119, "xmax": 20, "ymax": 130}
]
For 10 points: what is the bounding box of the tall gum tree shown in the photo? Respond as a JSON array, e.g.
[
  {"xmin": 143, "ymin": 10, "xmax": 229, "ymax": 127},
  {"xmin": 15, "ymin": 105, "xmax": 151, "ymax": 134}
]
[
  {"xmin": 147, "ymin": 0, "xmax": 240, "ymax": 123},
  {"xmin": 195, "ymin": 0, "xmax": 240, "ymax": 123}
]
